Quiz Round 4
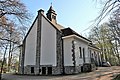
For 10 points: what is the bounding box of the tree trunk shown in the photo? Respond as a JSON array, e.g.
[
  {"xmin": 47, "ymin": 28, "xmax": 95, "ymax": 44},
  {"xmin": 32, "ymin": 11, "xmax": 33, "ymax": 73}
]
[{"xmin": 0, "ymin": 45, "xmax": 8, "ymax": 80}]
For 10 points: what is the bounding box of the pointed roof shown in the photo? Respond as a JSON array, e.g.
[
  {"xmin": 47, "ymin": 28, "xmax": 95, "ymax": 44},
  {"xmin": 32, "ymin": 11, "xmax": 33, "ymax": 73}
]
[
  {"xmin": 47, "ymin": 5, "xmax": 57, "ymax": 15},
  {"xmin": 61, "ymin": 28, "xmax": 91, "ymax": 42}
]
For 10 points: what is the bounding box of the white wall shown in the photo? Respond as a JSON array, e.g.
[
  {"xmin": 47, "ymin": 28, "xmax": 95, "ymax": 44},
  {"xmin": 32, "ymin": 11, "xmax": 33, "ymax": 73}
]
[
  {"xmin": 40, "ymin": 16, "xmax": 56, "ymax": 66},
  {"xmin": 63, "ymin": 37, "xmax": 74, "ymax": 66},
  {"xmin": 63, "ymin": 36, "xmax": 90, "ymax": 66},
  {"xmin": 90, "ymin": 49, "xmax": 101, "ymax": 65},
  {"xmin": 24, "ymin": 19, "xmax": 37, "ymax": 66},
  {"xmin": 74, "ymin": 39, "xmax": 90, "ymax": 66}
]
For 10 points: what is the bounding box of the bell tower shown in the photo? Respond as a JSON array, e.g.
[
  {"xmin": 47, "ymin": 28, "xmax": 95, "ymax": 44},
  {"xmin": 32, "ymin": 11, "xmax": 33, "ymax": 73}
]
[{"xmin": 46, "ymin": 4, "xmax": 57, "ymax": 23}]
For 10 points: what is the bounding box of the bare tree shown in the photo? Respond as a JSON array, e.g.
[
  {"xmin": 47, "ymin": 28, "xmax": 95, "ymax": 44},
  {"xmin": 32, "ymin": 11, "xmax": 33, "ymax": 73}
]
[
  {"xmin": 0, "ymin": 0, "xmax": 30, "ymax": 23},
  {"xmin": 95, "ymin": 0, "xmax": 120, "ymax": 25},
  {"xmin": 88, "ymin": 0, "xmax": 120, "ymax": 66},
  {"xmin": 0, "ymin": 0, "xmax": 31, "ymax": 79},
  {"xmin": 108, "ymin": 8, "xmax": 120, "ymax": 64}
]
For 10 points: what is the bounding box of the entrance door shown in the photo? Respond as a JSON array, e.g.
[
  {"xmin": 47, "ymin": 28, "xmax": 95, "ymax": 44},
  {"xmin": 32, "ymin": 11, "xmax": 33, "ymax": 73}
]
[
  {"xmin": 42, "ymin": 67, "xmax": 46, "ymax": 75},
  {"xmin": 48, "ymin": 67, "xmax": 52, "ymax": 75}
]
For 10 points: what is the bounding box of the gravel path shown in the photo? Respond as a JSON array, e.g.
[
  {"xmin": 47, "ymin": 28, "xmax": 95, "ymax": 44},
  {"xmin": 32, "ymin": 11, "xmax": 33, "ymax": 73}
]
[{"xmin": 2, "ymin": 66, "xmax": 120, "ymax": 80}]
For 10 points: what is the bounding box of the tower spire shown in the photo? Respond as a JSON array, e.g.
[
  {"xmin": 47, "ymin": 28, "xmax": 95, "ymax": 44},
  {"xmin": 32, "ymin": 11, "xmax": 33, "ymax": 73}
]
[{"xmin": 46, "ymin": 4, "xmax": 57, "ymax": 23}]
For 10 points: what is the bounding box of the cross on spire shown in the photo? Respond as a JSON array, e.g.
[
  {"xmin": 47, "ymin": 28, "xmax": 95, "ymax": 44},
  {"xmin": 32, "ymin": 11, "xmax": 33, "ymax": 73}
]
[{"xmin": 51, "ymin": 2, "xmax": 52, "ymax": 6}]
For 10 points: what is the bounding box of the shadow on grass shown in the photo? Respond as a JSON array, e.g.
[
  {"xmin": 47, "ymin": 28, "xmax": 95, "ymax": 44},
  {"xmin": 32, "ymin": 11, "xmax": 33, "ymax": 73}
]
[{"xmin": 113, "ymin": 74, "xmax": 120, "ymax": 80}]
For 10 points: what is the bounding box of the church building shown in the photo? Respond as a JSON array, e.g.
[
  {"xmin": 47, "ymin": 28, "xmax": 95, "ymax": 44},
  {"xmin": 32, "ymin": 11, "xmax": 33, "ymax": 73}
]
[{"xmin": 19, "ymin": 6, "xmax": 102, "ymax": 75}]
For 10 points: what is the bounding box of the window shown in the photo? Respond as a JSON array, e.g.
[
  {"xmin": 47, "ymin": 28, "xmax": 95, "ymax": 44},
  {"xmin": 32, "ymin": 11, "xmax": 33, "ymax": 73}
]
[
  {"xmin": 39, "ymin": 69, "xmax": 41, "ymax": 73},
  {"xmin": 52, "ymin": 15, "xmax": 56, "ymax": 20},
  {"xmin": 79, "ymin": 47, "xmax": 82, "ymax": 58},
  {"xmin": 83, "ymin": 48, "xmax": 85, "ymax": 63},
  {"xmin": 83, "ymin": 48, "xmax": 85, "ymax": 55},
  {"xmin": 90, "ymin": 50, "xmax": 91, "ymax": 57},
  {"xmin": 92, "ymin": 53, "xmax": 93, "ymax": 57}
]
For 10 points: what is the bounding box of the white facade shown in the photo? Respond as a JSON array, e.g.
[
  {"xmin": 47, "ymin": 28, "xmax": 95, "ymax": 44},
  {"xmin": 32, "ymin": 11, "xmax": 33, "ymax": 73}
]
[
  {"xmin": 24, "ymin": 19, "xmax": 38, "ymax": 66},
  {"xmin": 40, "ymin": 16, "xmax": 57, "ymax": 66},
  {"xmin": 63, "ymin": 35, "xmax": 91, "ymax": 66},
  {"xmin": 63, "ymin": 36, "xmax": 74, "ymax": 66},
  {"xmin": 20, "ymin": 8, "xmax": 102, "ymax": 75},
  {"xmin": 74, "ymin": 38, "xmax": 90, "ymax": 66}
]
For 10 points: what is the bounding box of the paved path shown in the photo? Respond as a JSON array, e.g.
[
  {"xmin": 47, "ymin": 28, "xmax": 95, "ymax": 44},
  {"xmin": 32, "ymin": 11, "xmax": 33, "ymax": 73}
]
[{"xmin": 2, "ymin": 66, "xmax": 120, "ymax": 80}]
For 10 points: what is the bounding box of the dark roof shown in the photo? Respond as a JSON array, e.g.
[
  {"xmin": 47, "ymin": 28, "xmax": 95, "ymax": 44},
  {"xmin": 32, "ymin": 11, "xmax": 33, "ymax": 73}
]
[
  {"xmin": 49, "ymin": 5, "xmax": 54, "ymax": 11},
  {"xmin": 61, "ymin": 28, "xmax": 91, "ymax": 42},
  {"xmin": 89, "ymin": 43, "xmax": 100, "ymax": 50}
]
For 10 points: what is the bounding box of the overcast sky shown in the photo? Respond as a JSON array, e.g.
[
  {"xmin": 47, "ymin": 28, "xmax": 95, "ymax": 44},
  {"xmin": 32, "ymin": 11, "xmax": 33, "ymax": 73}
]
[{"xmin": 21, "ymin": 0, "xmax": 101, "ymax": 35}]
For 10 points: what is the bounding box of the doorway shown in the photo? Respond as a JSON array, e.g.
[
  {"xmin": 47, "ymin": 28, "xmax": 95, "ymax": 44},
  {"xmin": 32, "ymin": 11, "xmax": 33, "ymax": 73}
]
[
  {"xmin": 42, "ymin": 67, "xmax": 46, "ymax": 75},
  {"xmin": 48, "ymin": 67, "xmax": 52, "ymax": 75},
  {"xmin": 31, "ymin": 67, "xmax": 34, "ymax": 73}
]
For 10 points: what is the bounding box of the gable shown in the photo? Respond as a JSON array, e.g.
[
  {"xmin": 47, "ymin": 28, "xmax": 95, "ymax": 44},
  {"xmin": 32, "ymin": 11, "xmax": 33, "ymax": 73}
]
[
  {"xmin": 41, "ymin": 14, "xmax": 62, "ymax": 32},
  {"xmin": 40, "ymin": 15, "xmax": 57, "ymax": 66},
  {"xmin": 24, "ymin": 17, "xmax": 38, "ymax": 66},
  {"xmin": 23, "ymin": 16, "xmax": 38, "ymax": 41}
]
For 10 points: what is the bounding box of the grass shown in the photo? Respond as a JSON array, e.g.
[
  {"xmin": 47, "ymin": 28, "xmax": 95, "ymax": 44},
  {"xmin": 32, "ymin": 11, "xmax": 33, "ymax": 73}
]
[{"xmin": 113, "ymin": 74, "xmax": 120, "ymax": 80}]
